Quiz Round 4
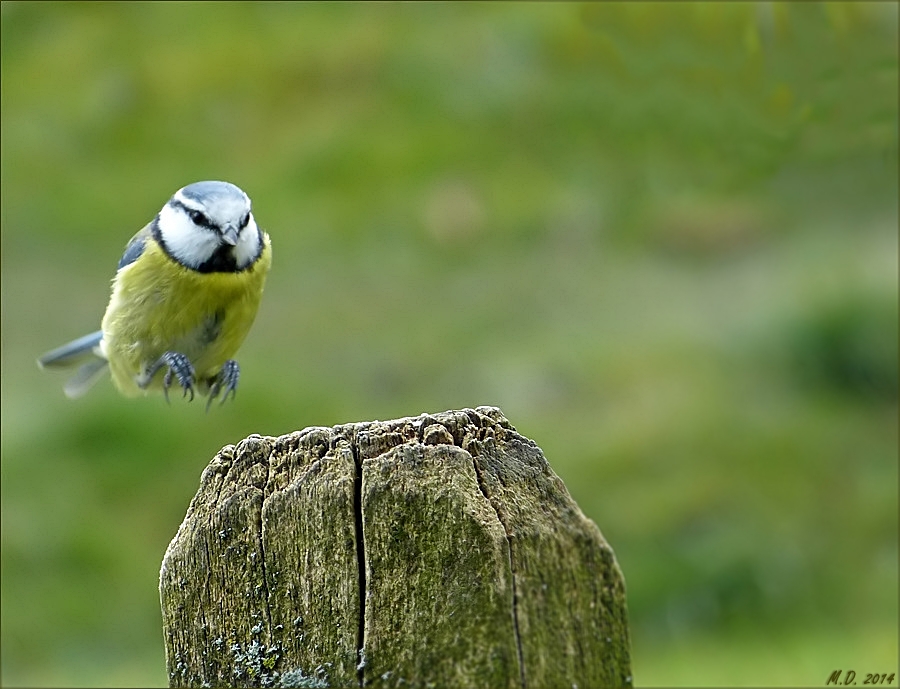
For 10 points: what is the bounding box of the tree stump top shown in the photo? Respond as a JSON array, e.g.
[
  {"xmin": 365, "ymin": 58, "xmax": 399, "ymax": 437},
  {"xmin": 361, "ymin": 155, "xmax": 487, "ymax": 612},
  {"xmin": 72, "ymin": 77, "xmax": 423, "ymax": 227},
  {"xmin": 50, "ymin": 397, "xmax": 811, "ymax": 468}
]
[{"xmin": 160, "ymin": 406, "xmax": 632, "ymax": 688}]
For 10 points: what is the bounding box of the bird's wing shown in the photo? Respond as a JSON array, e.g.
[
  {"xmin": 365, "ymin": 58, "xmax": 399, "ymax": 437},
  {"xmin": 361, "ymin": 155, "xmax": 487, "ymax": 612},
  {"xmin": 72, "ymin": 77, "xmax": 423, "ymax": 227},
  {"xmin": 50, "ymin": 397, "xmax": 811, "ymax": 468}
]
[{"xmin": 117, "ymin": 222, "xmax": 154, "ymax": 270}]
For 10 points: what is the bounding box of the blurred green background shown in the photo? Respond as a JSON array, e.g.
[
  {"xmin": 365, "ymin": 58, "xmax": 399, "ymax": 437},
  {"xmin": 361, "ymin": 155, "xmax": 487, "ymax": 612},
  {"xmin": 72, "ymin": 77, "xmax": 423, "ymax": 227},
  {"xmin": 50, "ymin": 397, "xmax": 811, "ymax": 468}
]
[{"xmin": 1, "ymin": 2, "xmax": 897, "ymax": 686}]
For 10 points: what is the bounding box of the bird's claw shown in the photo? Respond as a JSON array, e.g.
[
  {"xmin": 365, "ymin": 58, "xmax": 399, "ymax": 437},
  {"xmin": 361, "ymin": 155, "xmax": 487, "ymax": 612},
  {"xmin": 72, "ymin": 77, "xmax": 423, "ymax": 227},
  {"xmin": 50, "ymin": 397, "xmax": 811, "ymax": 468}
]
[
  {"xmin": 146, "ymin": 352, "xmax": 196, "ymax": 403},
  {"xmin": 206, "ymin": 359, "xmax": 239, "ymax": 412}
]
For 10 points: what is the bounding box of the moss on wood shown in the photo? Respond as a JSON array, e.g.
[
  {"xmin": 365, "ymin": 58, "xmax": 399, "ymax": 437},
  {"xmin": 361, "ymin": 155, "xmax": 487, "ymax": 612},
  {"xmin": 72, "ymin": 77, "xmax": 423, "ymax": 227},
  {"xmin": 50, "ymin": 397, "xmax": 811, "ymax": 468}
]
[{"xmin": 160, "ymin": 407, "xmax": 632, "ymax": 688}]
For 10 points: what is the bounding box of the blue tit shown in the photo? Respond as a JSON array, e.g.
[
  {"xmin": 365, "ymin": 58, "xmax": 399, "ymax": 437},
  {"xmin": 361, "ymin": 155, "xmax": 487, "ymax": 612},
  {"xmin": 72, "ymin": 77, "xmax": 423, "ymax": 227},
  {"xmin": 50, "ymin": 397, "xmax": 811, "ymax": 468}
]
[{"xmin": 38, "ymin": 180, "xmax": 272, "ymax": 408}]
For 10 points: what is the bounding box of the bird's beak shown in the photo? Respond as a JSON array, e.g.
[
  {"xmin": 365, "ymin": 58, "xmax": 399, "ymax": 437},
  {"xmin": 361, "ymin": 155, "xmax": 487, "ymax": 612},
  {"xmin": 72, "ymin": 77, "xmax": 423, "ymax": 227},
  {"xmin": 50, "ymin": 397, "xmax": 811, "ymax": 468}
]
[{"xmin": 221, "ymin": 226, "xmax": 239, "ymax": 246}]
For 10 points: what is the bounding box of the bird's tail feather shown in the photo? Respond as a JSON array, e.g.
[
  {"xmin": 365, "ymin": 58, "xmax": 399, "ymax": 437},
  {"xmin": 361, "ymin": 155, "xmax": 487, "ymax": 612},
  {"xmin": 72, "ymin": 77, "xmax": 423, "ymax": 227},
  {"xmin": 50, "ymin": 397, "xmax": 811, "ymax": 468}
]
[
  {"xmin": 37, "ymin": 330, "xmax": 104, "ymax": 368},
  {"xmin": 39, "ymin": 330, "xmax": 109, "ymax": 398},
  {"xmin": 63, "ymin": 358, "xmax": 110, "ymax": 399}
]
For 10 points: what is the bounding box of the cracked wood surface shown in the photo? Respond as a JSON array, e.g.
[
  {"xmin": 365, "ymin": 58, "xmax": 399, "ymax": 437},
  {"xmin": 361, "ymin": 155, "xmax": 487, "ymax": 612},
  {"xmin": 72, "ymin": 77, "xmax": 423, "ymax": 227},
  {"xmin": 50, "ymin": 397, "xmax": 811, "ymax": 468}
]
[{"xmin": 160, "ymin": 407, "xmax": 632, "ymax": 688}]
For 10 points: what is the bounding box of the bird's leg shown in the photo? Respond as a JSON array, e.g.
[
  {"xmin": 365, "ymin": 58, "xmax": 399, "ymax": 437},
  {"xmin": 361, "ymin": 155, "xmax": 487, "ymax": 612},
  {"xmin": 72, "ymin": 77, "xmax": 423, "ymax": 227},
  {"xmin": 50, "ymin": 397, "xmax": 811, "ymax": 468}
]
[
  {"xmin": 206, "ymin": 359, "xmax": 240, "ymax": 411},
  {"xmin": 144, "ymin": 352, "xmax": 196, "ymax": 403}
]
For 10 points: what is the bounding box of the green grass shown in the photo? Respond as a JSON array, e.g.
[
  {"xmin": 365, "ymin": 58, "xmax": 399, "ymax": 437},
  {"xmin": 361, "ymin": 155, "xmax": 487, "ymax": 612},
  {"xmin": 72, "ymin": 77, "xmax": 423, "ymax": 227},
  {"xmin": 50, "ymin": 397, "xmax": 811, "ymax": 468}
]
[
  {"xmin": 637, "ymin": 621, "xmax": 898, "ymax": 687},
  {"xmin": 2, "ymin": 2, "xmax": 898, "ymax": 686}
]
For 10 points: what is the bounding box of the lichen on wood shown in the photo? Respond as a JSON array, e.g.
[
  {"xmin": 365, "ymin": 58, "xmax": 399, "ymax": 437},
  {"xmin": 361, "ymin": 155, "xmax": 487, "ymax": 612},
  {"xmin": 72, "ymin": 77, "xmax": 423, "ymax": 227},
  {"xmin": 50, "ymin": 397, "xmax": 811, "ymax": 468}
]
[{"xmin": 160, "ymin": 406, "xmax": 632, "ymax": 688}]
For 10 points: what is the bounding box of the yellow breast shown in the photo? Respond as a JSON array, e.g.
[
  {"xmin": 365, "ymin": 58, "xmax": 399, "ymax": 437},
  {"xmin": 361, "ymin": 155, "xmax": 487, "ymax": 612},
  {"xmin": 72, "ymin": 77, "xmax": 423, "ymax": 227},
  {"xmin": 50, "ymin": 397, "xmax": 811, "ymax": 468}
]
[{"xmin": 101, "ymin": 235, "xmax": 272, "ymax": 396}]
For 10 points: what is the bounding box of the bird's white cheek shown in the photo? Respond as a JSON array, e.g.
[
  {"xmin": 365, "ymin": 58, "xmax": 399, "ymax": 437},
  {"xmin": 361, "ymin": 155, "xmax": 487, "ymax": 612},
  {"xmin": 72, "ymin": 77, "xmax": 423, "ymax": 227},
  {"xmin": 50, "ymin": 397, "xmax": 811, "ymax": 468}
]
[
  {"xmin": 158, "ymin": 204, "xmax": 218, "ymax": 266},
  {"xmin": 234, "ymin": 219, "xmax": 262, "ymax": 268}
]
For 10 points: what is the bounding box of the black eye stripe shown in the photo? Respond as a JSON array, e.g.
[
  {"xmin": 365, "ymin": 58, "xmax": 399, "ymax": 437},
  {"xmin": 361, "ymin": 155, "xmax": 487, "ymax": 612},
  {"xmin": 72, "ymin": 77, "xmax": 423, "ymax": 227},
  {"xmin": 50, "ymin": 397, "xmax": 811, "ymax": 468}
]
[
  {"xmin": 170, "ymin": 200, "xmax": 214, "ymax": 229},
  {"xmin": 189, "ymin": 210, "xmax": 212, "ymax": 228},
  {"xmin": 170, "ymin": 199, "xmax": 249, "ymax": 232}
]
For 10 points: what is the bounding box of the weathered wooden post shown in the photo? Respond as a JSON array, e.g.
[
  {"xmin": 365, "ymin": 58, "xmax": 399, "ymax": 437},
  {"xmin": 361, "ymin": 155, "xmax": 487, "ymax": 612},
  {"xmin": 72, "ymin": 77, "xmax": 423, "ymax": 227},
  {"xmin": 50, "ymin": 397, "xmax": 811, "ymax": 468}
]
[{"xmin": 160, "ymin": 406, "xmax": 632, "ymax": 688}]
